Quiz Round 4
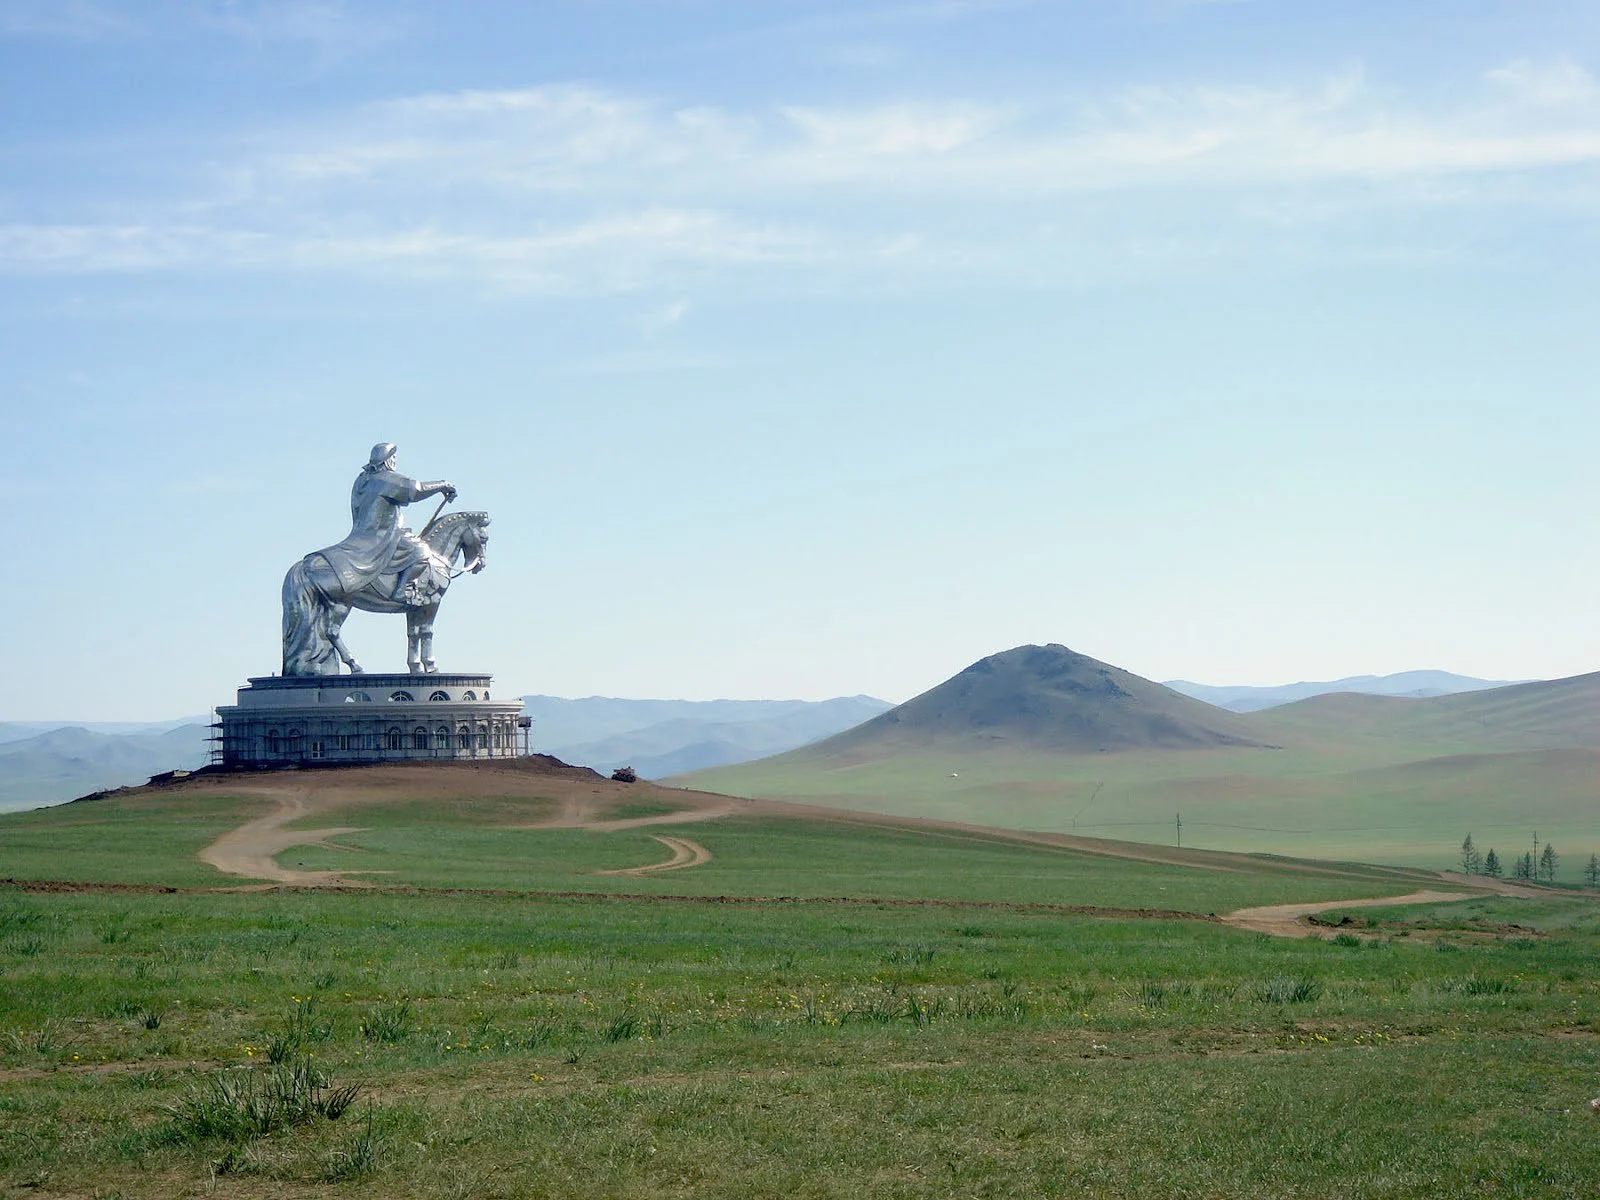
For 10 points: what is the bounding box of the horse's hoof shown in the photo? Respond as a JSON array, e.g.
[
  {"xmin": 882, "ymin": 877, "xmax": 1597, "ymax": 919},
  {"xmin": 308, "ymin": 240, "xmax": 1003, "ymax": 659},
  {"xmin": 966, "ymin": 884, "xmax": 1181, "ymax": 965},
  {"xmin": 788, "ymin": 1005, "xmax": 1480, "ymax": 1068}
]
[
  {"xmin": 424, "ymin": 662, "xmax": 438, "ymax": 674},
  {"xmin": 348, "ymin": 664, "xmax": 365, "ymax": 674}
]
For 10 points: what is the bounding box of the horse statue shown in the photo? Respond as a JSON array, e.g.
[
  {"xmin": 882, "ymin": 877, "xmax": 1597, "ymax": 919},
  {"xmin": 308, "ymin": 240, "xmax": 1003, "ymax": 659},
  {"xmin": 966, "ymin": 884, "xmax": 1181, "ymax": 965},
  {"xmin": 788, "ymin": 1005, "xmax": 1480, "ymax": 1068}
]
[{"xmin": 282, "ymin": 509, "xmax": 491, "ymax": 676}]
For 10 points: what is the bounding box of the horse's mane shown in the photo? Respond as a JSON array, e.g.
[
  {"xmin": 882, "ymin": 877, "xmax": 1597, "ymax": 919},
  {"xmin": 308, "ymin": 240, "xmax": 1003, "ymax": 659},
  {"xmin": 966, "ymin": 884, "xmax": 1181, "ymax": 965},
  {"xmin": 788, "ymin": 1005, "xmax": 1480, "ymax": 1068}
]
[{"xmin": 421, "ymin": 510, "xmax": 489, "ymax": 554}]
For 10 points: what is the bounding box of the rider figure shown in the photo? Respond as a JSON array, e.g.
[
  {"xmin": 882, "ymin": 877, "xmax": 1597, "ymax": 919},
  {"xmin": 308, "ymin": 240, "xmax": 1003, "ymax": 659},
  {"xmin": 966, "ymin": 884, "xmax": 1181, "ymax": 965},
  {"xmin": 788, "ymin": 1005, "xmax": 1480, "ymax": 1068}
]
[{"xmin": 319, "ymin": 442, "xmax": 457, "ymax": 608}]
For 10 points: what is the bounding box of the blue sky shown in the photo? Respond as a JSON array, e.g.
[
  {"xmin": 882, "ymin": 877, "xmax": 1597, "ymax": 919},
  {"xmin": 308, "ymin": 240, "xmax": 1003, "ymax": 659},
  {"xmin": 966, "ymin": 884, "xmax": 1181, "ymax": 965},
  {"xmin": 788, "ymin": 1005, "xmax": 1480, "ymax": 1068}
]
[{"xmin": 4, "ymin": 0, "xmax": 1599, "ymax": 720}]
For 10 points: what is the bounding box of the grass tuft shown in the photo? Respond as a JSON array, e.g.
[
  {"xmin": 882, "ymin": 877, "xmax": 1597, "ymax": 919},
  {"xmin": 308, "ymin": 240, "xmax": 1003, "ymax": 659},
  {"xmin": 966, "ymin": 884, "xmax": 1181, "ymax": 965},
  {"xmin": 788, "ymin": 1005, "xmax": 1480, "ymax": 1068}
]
[
  {"xmin": 162, "ymin": 1056, "xmax": 361, "ymax": 1146},
  {"xmin": 322, "ymin": 1101, "xmax": 382, "ymax": 1181},
  {"xmin": 360, "ymin": 998, "xmax": 412, "ymax": 1044},
  {"xmin": 1255, "ymin": 976, "xmax": 1324, "ymax": 1004}
]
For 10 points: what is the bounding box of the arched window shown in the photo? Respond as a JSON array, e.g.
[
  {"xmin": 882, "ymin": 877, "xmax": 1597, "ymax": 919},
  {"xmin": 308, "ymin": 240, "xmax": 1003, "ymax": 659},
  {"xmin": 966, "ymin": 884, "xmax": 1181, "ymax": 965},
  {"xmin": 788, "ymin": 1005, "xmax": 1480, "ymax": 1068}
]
[
  {"xmin": 492, "ymin": 728, "xmax": 502, "ymax": 749},
  {"xmin": 413, "ymin": 727, "xmax": 429, "ymax": 750},
  {"xmin": 483, "ymin": 691, "xmax": 490, "ymax": 701},
  {"xmin": 266, "ymin": 729, "xmax": 282, "ymax": 755},
  {"xmin": 475, "ymin": 726, "xmax": 488, "ymax": 750},
  {"xmin": 389, "ymin": 690, "xmax": 415, "ymax": 702},
  {"xmin": 457, "ymin": 726, "xmax": 471, "ymax": 750},
  {"xmin": 428, "ymin": 690, "xmax": 450, "ymax": 702},
  {"xmin": 344, "ymin": 692, "xmax": 372, "ymax": 703},
  {"xmin": 435, "ymin": 725, "xmax": 449, "ymax": 746},
  {"xmin": 462, "ymin": 690, "xmax": 478, "ymax": 701},
  {"xmin": 386, "ymin": 727, "xmax": 404, "ymax": 751}
]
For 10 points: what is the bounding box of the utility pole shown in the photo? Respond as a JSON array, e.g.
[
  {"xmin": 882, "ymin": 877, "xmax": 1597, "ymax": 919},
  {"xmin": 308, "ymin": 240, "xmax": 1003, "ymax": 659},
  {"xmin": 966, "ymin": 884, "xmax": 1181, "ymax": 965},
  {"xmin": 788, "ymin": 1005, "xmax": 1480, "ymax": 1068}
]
[{"xmin": 1176, "ymin": 812, "xmax": 1182, "ymax": 849}]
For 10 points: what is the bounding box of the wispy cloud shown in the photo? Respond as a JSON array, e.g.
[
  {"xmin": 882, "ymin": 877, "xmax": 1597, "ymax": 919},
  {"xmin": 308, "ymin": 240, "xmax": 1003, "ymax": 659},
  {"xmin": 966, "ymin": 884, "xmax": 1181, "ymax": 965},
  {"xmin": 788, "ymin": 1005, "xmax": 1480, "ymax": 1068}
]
[
  {"xmin": 0, "ymin": 210, "xmax": 820, "ymax": 292},
  {"xmin": 1485, "ymin": 57, "xmax": 1598, "ymax": 109},
  {"xmin": 199, "ymin": 1, "xmax": 406, "ymax": 60},
  {"xmin": 6, "ymin": 58, "xmax": 1600, "ymax": 289},
  {"xmin": 0, "ymin": 0, "xmax": 130, "ymax": 39}
]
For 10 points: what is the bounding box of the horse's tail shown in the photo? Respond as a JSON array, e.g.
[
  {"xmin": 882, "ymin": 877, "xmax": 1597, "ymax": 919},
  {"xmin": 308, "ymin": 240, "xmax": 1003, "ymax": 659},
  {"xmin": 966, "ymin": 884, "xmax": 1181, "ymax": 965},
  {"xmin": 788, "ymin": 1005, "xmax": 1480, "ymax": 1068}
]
[{"xmin": 282, "ymin": 558, "xmax": 335, "ymax": 675}]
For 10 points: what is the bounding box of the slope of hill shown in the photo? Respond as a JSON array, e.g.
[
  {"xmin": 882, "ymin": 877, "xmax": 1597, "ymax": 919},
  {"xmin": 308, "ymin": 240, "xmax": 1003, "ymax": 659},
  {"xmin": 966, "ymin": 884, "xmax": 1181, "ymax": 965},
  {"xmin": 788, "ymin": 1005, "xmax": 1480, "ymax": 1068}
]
[
  {"xmin": 0, "ymin": 723, "xmax": 212, "ymax": 812},
  {"xmin": 679, "ymin": 646, "xmax": 1600, "ymax": 872},
  {"xmin": 1165, "ymin": 670, "xmax": 1524, "ymax": 712},
  {"xmin": 812, "ymin": 644, "xmax": 1271, "ymax": 760},
  {"xmin": 1247, "ymin": 671, "xmax": 1600, "ymax": 752},
  {"xmin": 524, "ymin": 694, "xmax": 891, "ymax": 776}
]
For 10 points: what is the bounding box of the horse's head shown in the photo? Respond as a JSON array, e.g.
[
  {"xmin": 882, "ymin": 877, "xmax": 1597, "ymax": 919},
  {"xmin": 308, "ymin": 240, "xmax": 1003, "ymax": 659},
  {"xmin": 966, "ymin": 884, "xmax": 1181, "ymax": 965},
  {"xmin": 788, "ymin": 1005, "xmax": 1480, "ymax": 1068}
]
[{"xmin": 422, "ymin": 511, "xmax": 491, "ymax": 574}]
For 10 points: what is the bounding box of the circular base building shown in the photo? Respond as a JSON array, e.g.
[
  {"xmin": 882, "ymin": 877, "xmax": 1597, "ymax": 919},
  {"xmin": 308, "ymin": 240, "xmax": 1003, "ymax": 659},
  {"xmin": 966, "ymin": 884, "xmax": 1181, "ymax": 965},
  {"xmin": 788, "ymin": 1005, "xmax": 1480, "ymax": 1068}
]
[{"xmin": 217, "ymin": 672, "xmax": 527, "ymax": 768}]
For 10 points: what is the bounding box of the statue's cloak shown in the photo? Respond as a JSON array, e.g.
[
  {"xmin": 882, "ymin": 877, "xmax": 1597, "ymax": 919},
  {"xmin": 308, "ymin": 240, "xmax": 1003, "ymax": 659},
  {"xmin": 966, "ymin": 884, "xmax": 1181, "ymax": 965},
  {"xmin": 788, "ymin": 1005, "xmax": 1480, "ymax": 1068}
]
[{"xmin": 308, "ymin": 468, "xmax": 431, "ymax": 596}]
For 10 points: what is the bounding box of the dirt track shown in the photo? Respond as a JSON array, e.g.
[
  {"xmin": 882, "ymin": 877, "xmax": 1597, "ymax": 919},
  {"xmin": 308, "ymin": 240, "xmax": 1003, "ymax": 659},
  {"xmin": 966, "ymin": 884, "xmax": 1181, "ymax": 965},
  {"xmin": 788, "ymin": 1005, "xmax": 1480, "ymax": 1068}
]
[
  {"xmin": 158, "ymin": 763, "xmax": 1549, "ymax": 932},
  {"xmin": 187, "ymin": 762, "xmax": 739, "ymax": 885},
  {"xmin": 598, "ymin": 835, "xmax": 713, "ymax": 876},
  {"xmin": 197, "ymin": 787, "xmax": 382, "ymax": 887},
  {"xmin": 1221, "ymin": 889, "xmax": 1475, "ymax": 938}
]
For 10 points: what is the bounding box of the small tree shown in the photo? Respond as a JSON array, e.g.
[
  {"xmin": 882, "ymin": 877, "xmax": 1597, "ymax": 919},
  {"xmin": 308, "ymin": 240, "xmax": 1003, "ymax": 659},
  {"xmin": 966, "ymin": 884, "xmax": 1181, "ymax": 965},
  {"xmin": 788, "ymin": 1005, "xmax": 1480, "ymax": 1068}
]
[
  {"xmin": 1513, "ymin": 852, "xmax": 1534, "ymax": 881},
  {"xmin": 1540, "ymin": 842, "xmax": 1558, "ymax": 882},
  {"xmin": 1483, "ymin": 848, "xmax": 1501, "ymax": 878},
  {"xmin": 1584, "ymin": 854, "xmax": 1600, "ymax": 888},
  {"xmin": 1459, "ymin": 834, "xmax": 1478, "ymax": 874}
]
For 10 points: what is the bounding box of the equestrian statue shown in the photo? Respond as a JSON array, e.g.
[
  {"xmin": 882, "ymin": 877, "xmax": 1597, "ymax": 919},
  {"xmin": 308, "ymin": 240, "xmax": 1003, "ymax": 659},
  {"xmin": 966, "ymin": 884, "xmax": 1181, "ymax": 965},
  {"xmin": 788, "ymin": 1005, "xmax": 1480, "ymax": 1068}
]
[{"xmin": 282, "ymin": 442, "xmax": 491, "ymax": 675}]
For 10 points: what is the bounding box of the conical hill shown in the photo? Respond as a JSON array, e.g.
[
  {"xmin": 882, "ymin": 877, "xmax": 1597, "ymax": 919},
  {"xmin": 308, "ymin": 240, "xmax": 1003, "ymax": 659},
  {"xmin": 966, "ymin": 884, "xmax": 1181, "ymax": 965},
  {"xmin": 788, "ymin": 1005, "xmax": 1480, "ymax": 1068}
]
[{"xmin": 816, "ymin": 644, "xmax": 1273, "ymax": 757}]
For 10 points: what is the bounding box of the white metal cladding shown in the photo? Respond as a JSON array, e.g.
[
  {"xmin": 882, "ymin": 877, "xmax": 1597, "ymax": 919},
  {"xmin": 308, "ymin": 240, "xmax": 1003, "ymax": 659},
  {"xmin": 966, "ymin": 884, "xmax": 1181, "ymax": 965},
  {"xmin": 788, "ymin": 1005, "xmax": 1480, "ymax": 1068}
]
[{"xmin": 217, "ymin": 672, "xmax": 525, "ymax": 766}]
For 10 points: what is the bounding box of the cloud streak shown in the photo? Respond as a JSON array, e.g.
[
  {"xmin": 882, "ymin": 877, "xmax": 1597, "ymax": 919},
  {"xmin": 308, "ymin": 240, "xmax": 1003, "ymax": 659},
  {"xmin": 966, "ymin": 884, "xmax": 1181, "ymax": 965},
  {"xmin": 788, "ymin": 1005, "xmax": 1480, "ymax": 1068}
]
[{"xmin": 5, "ymin": 59, "xmax": 1599, "ymax": 289}]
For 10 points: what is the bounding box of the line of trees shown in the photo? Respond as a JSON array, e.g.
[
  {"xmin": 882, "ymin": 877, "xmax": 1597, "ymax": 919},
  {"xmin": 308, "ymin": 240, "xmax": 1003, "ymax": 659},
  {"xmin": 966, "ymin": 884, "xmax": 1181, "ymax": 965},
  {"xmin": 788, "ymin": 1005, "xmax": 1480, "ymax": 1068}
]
[{"xmin": 1458, "ymin": 834, "xmax": 1599, "ymax": 885}]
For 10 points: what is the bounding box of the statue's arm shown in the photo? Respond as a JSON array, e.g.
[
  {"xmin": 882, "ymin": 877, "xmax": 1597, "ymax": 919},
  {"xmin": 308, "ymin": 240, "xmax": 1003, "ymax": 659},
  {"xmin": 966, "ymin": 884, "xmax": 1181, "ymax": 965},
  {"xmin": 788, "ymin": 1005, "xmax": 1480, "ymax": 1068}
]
[{"xmin": 388, "ymin": 474, "xmax": 458, "ymax": 505}]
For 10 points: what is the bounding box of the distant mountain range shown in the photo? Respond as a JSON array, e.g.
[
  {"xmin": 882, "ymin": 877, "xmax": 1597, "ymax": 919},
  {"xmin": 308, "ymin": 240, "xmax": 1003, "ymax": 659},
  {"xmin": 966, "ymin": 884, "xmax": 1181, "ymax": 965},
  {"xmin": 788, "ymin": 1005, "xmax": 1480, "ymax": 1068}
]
[
  {"xmin": 0, "ymin": 723, "xmax": 213, "ymax": 813},
  {"xmin": 1163, "ymin": 671, "xmax": 1523, "ymax": 712},
  {"xmin": 522, "ymin": 694, "xmax": 893, "ymax": 778},
  {"xmin": 0, "ymin": 659, "xmax": 1552, "ymax": 820},
  {"xmin": 0, "ymin": 695, "xmax": 893, "ymax": 812}
]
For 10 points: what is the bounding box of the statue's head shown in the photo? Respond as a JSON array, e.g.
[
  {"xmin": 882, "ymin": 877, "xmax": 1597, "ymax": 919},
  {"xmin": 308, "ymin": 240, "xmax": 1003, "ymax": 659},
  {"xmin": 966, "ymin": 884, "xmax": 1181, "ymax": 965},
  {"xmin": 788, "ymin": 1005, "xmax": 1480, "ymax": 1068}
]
[{"xmin": 366, "ymin": 442, "xmax": 398, "ymax": 472}]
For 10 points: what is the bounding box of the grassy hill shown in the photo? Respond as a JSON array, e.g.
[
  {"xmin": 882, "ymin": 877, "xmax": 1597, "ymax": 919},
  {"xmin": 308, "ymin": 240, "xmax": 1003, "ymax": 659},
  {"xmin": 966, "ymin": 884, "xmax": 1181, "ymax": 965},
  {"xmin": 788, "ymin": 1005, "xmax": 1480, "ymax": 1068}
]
[{"xmin": 680, "ymin": 646, "xmax": 1600, "ymax": 873}]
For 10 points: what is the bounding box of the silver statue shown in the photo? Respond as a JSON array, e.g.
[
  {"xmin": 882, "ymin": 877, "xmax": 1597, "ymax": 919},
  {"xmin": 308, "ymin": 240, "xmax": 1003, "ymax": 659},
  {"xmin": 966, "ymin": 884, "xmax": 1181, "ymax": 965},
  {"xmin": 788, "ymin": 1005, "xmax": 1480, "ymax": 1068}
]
[{"xmin": 282, "ymin": 442, "xmax": 491, "ymax": 675}]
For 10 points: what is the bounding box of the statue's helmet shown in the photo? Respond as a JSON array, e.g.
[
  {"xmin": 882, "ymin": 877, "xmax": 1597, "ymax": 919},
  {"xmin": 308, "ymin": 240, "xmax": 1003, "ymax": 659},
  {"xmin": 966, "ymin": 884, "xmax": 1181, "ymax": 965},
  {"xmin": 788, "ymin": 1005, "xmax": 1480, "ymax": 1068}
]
[{"xmin": 368, "ymin": 442, "xmax": 397, "ymax": 467}]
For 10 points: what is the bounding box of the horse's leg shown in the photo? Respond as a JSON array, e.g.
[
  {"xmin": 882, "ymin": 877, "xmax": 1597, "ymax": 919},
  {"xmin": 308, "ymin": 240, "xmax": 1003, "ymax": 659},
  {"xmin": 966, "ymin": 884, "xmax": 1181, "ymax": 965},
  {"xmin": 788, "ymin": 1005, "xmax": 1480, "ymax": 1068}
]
[
  {"xmin": 406, "ymin": 609, "xmax": 423, "ymax": 674},
  {"xmin": 418, "ymin": 602, "xmax": 439, "ymax": 673},
  {"xmin": 327, "ymin": 604, "xmax": 363, "ymax": 673}
]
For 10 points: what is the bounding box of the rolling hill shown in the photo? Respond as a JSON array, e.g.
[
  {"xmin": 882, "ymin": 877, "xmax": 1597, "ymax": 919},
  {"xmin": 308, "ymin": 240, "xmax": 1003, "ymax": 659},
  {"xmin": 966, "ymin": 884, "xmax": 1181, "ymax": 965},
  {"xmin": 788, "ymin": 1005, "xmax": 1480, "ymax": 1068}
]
[
  {"xmin": 1165, "ymin": 670, "xmax": 1523, "ymax": 712},
  {"xmin": 678, "ymin": 644, "xmax": 1600, "ymax": 872}
]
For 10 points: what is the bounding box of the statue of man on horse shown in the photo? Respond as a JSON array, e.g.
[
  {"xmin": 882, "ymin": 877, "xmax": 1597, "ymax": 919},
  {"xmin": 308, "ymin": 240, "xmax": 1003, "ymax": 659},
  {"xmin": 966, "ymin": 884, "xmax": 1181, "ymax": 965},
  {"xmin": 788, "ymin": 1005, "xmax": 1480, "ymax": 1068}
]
[{"xmin": 282, "ymin": 443, "xmax": 492, "ymax": 677}]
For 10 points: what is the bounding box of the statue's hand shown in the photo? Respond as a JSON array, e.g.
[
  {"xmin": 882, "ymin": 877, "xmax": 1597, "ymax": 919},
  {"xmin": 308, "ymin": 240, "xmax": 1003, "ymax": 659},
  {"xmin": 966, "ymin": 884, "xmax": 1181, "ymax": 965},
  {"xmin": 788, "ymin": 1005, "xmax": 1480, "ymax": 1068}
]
[{"xmin": 441, "ymin": 483, "xmax": 458, "ymax": 502}]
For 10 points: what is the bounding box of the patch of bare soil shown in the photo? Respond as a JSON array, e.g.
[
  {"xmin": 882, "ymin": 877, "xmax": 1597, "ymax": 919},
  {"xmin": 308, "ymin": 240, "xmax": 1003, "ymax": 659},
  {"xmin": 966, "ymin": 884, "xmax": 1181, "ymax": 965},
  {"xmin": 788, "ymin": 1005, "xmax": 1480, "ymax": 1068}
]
[
  {"xmin": 1222, "ymin": 890, "xmax": 1478, "ymax": 939},
  {"xmin": 525, "ymin": 791, "xmax": 743, "ymax": 832},
  {"xmin": 597, "ymin": 835, "xmax": 713, "ymax": 876}
]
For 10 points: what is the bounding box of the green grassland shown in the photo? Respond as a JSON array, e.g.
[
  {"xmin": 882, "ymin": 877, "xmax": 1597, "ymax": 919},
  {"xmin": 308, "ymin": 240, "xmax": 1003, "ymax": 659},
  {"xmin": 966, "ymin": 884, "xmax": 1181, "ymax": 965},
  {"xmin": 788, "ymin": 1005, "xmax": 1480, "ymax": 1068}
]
[
  {"xmin": 4, "ymin": 883, "xmax": 1600, "ymax": 1198},
  {"xmin": 2, "ymin": 783, "xmax": 1432, "ymax": 912},
  {"xmin": 4, "ymin": 775, "xmax": 1598, "ymax": 1196},
  {"xmin": 0, "ymin": 791, "xmax": 274, "ymax": 888},
  {"xmin": 683, "ymin": 692, "xmax": 1600, "ymax": 873}
]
